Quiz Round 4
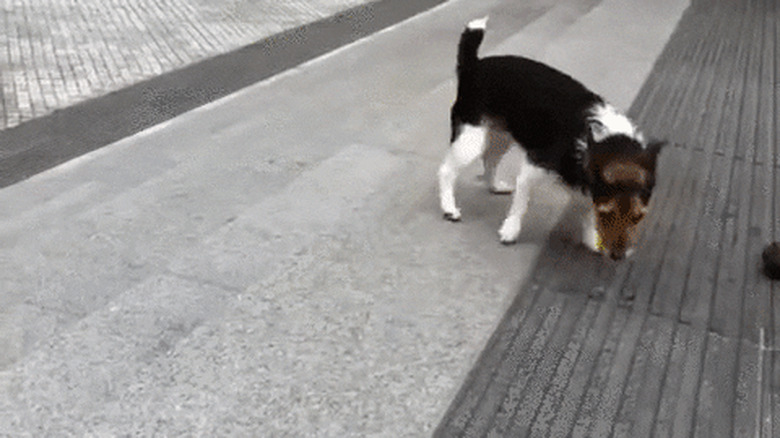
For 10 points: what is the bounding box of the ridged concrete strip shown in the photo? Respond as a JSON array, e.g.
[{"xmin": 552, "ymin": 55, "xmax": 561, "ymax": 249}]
[
  {"xmin": 772, "ymin": 0, "xmax": 780, "ymax": 433},
  {"xmin": 598, "ymin": 1, "xmax": 772, "ymax": 436},
  {"xmin": 651, "ymin": 1, "xmax": 753, "ymax": 320},
  {"xmin": 634, "ymin": 4, "xmax": 765, "ymax": 436},
  {"xmin": 569, "ymin": 307, "xmax": 630, "ymax": 437},
  {"xmin": 653, "ymin": 0, "xmax": 752, "ymax": 320},
  {"xmin": 437, "ymin": 287, "xmax": 558, "ymax": 437},
  {"xmin": 502, "ymin": 297, "xmax": 594, "ymax": 436},
  {"xmin": 583, "ymin": 305, "xmax": 645, "ymax": 437},
  {"xmin": 733, "ymin": 0, "xmax": 771, "ymax": 349},
  {"xmin": 545, "ymin": 270, "xmax": 630, "ymax": 437},
  {"xmin": 651, "ymin": 323, "xmax": 695, "ymax": 437},
  {"xmin": 526, "ymin": 299, "xmax": 601, "ymax": 436},
  {"xmin": 464, "ymin": 292, "xmax": 571, "ymax": 437},
  {"xmin": 699, "ymin": 2, "xmax": 760, "ymax": 339},
  {"xmin": 612, "ymin": 314, "xmax": 675, "ymax": 437},
  {"xmin": 768, "ymin": 0, "xmax": 780, "ymax": 431}
]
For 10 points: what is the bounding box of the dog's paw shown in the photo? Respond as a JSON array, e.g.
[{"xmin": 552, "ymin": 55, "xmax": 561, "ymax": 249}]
[
  {"xmin": 582, "ymin": 223, "xmax": 603, "ymax": 253},
  {"xmin": 443, "ymin": 209, "xmax": 462, "ymax": 222},
  {"xmin": 583, "ymin": 234, "xmax": 601, "ymax": 253},
  {"xmin": 489, "ymin": 180, "xmax": 514, "ymax": 194},
  {"xmin": 498, "ymin": 218, "xmax": 521, "ymax": 244}
]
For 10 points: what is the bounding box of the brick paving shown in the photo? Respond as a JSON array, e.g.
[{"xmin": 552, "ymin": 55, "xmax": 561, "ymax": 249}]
[
  {"xmin": 0, "ymin": 0, "xmax": 372, "ymax": 130},
  {"xmin": 435, "ymin": 0, "xmax": 779, "ymax": 436}
]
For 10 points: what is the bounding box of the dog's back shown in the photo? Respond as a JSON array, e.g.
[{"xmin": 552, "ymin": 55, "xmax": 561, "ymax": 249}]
[{"xmin": 452, "ymin": 20, "xmax": 604, "ymax": 188}]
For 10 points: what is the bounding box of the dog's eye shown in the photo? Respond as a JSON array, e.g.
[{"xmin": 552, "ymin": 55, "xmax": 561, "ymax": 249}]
[
  {"xmin": 628, "ymin": 213, "xmax": 645, "ymax": 224},
  {"xmin": 596, "ymin": 206, "xmax": 612, "ymax": 214},
  {"xmin": 595, "ymin": 200, "xmax": 616, "ymax": 213}
]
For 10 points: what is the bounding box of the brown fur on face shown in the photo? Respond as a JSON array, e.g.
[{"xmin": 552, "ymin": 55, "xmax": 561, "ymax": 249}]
[
  {"xmin": 590, "ymin": 152, "xmax": 660, "ymax": 260},
  {"xmin": 601, "ymin": 161, "xmax": 648, "ymax": 186},
  {"xmin": 594, "ymin": 192, "xmax": 649, "ymax": 260}
]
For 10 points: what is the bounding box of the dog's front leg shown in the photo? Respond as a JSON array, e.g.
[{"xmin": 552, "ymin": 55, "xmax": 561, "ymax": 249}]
[
  {"xmin": 581, "ymin": 208, "xmax": 601, "ymax": 253},
  {"xmin": 571, "ymin": 194, "xmax": 603, "ymax": 254},
  {"xmin": 498, "ymin": 164, "xmax": 539, "ymax": 244}
]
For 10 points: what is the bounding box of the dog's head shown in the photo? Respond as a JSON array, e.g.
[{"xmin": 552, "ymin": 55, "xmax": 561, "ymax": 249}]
[{"xmin": 585, "ymin": 120, "xmax": 665, "ymax": 260}]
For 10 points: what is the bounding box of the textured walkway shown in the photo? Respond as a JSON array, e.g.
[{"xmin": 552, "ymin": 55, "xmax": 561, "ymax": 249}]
[
  {"xmin": 435, "ymin": 0, "xmax": 779, "ymax": 436},
  {"xmin": 0, "ymin": 0, "xmax": 372, "ymax": 130}
]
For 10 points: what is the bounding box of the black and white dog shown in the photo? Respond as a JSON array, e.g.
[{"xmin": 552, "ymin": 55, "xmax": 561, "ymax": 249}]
[{"xmin": 438, "ymin": 17, "xmax": 663, "ymax": 260}]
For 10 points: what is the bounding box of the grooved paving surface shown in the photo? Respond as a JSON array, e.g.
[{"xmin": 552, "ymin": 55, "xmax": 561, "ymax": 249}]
[{"xmin": 435, "ymin": 0, "xmax": 779, "ymax": 436}]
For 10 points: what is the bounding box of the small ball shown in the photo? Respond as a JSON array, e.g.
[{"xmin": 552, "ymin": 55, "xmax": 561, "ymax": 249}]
[
  {"xmin": 595, "ymin": 233, "xmax": 605, "ymax": 252},
  {"xmin": 762, "ymin": 242, "xmax": 780, "ymax": 280}
]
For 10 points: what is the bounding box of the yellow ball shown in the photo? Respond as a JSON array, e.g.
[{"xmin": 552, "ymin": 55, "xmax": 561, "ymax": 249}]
[{"xmin": 595, "ymin": 233, "xmax": 605, "ymax": 252}]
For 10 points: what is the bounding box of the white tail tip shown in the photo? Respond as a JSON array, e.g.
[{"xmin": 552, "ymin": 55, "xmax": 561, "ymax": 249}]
[{"xmin": 467, "ymin": 16, "xmax": 488, "ymax": 30}]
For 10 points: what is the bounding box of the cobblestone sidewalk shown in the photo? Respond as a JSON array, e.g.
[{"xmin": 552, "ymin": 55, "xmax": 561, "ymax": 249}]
[{"xmin": 0, "ymin": 0, "xmax": 372, "ymax": 131}]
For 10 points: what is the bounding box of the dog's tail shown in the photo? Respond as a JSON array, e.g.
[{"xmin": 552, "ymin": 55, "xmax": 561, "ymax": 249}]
[
  {"xmin": 452, "ymin": 16, "xmax": 487, "ymax": 132},
  {"xmin": 457, "ymin": 17, "xmax": 487, "ymax": 81}
]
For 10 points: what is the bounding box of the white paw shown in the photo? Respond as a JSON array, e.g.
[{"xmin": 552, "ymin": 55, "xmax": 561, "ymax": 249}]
[
  {"xmin": 443, "ymin": 208, "xmax": 462, "ymax": 222},
  {"xmin": 582, "ymin": 214, "xmax": 602, "ymax": 253},
  {"xmin": 498, "ymin": 217, "xmax": 521, "ymax": 244},
  {"xmin": 583, "ymin": 229, "xmax": 601, "ymax": 253},
  {"xmin": 490, "ymin": 180, "xmax": 514, "ymax": 194}
]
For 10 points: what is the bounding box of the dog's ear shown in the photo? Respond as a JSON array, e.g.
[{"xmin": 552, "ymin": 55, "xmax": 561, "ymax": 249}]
[
  {"xmin": 646, "ymin": 139, "xmax": 666, "ymax": 155},
  {"xmin": 642, "ymin": 139, "xmax": 666, "ymax": 171},
  {"xmin": 587, "ymin": 119, "xmax": 610, "ymax": 143}
]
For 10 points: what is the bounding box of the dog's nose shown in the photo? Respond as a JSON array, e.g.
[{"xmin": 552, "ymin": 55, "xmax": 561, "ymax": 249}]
[
  {"xmin": 609, "ymin": 238, "xmax": 629, "ymax": 260},
  {"xmin": 609, "ymin": 251, "xmax": 625, "ymax": 261}
]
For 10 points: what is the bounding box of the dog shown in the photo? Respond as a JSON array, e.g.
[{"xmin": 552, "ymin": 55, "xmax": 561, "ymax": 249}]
[{"xmin": 438, "ymin": 17, "xmax": 664, "ymax": 260}]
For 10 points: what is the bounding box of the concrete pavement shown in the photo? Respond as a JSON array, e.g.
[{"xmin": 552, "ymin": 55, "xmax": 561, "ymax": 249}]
[{"xmin": 0, "ymin": 0, "xmax": 737, "ymax": 436}]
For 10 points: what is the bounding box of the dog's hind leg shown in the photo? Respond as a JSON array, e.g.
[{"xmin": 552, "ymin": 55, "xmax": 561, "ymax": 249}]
[
  {"xmin": 483, "ymin": 128, "xmax": 514, "ymax": 194},
  {"xmin": 438, "ymin": 124, "xmax": 487, "ymax": 221}
]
